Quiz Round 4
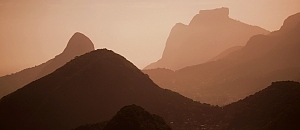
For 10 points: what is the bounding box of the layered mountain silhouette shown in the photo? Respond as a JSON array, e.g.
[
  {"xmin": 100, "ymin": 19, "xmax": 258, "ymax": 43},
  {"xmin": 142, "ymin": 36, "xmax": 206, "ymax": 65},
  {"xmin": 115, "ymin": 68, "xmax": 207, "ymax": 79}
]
[
  {"xmin": 224, "ymin": 81, "xmax": 300, "ymax": 130},
  {"xmin": 37, "ymin": 32, "xmax": 95, "ymax": 78},
  {"xmin": 0, "ymin": 49, "xmax": 222, "ymax": 130},
  {"xmin": 0, "ymin": 32, "xmax": 94, "ymax": 98},
  {"xmin": 271, "ymin": 12, "xmax": 300, "ymax": 36},
  {"xmin": 145, "ymin": 7, "xmax": 269, "ymax": 70},
  {"xmin": 74, "ymin": 104, "xmax": 172, "ymax": 130},
  {"xmin": 74, "ymin": 81, "xmax": 300, "ymax": 130},
  {"xmin": 208, "ymin": 46, "xmax": 243, "ymax": 62},
  {"xmin": 1, "ymin": 48, "xmax": 299, "ymax": 130},
  {"xmin": 144, "ymin": 12, "xmax": 300, "ymax": 105}
]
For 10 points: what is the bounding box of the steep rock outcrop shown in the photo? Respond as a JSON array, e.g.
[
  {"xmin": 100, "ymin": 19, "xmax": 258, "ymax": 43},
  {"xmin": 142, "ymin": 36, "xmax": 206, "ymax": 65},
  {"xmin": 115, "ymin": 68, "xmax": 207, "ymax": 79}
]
[{"xmin": 145, "ymin": 7, "xmax": 269, "ymax": 70}]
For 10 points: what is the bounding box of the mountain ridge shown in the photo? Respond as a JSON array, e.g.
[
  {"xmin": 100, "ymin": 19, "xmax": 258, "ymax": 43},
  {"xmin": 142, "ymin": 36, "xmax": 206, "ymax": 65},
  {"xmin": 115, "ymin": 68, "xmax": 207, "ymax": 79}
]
[
  {"xmin": 36, "ymin": 32, "xmax": 95, "ymax": 78},
  {"xmin": 1, "ymin": 48, "xmax": 300, "ymax": 130},
  {"xmin": 145, "ymin": 7, "xmax": 269, "ymax": 70},
  {"xmin": 73, "ymin": 104, "xmax": 172, "ymax": 130},
  {"xmin": 0, "ymin": 32, "xmax": 94, "ymax": 98},
  {"xmin": 0, "ymin": 49, "xmax": 222, "ymax": 130},
  {"xmin": 224, "ymin": 81, "xmax": 300, "ymax": 130},
  {"xmin": 144, "ymin": 12, "xmax": 300, "ymax": 106}
]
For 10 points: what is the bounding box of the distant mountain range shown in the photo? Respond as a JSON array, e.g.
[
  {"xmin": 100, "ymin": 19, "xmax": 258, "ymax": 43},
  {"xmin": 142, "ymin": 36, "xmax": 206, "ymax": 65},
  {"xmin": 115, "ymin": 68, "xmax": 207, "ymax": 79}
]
[
  {"xmin": 208, "ymin": 46, "xmax": 243, "ymax": 62},
  {"xmin": 0, "ymin": 48, "xmax": 299, "ymax": 130},
  {"xmin": 145, "ymin": 7, "xmax": 269, "ymax": 70},
  {"xmin": 0, "ymin": 49, "xmax": 222, "ymax": 130},
  {"xmin": 73, "ymin": 104, "xmax": 172, "ymax": 130},
  {"xmin": 0, "ymin": 32, "xmax": 94, "ymax": 98},
  {"xmin": 144, "ymin": 12, "xmax": 300, "ymax": 106},
  {"xmin": 0, "ymin": 7, "xmax": 299, "ymax": 130}
]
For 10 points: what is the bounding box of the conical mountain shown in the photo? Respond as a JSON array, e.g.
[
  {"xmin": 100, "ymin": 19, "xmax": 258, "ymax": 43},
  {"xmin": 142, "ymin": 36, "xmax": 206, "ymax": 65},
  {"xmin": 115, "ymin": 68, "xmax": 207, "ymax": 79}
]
[
  {"xmin": 0, "ymin": 49, "xmax": 222, "ymax": 130},
  {"xmin": 0, "ymin": 32, "xmax": 94, "ymax": 98},
  {"xmin": 37, "ymin": 32, "xmax": 95, "ymax": 78},
  {"xmin": 145, "ymin": 7, "xmax": 269, "ymax": 70},
  {"xmin": 73, "ymin": 104, "xmax": 172, "ymax": 130},
  {"xmin": 144, "ymin": 12, "xmax": 300, "ymax": 106},
  {"xmin": 104, "ymin": 104, "xmax": 172, "ymax": 130}
]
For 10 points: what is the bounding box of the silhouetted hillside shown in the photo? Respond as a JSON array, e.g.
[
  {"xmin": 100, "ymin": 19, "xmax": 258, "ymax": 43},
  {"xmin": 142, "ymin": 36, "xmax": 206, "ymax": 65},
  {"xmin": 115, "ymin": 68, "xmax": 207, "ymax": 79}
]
[
  {"xmin": 142, "ymin": 68, "xmax": 176, "ymax": 91},
  {"xmin": 37, "ymin": 32, "xmax": 95, "ymax": 78},
  {"xmin": 74, "ymin": 81, "xmax": 300, "ymax": 130},
  {"xmin": 0, "ymin": 49, "xmax": 222, "ymax": 130},
  {"xmin": 0, "ymin": 63, "xmax": 47, "ymax": 98},
  {"xmin": 73, "ymin": 105, "xmax": 171, "ymax": 130},
  {"xmin": 271, "ymin": 12, "xmax": 300, "ymax": 36},
  {"xmin": 224, "ymin": 81, "xmax": 300, "ymax": 130},
  {"xmin": 144, "ymin": 12, "xmax": 300, "ymax": 106},
  {"xmin": 209, "ymin": 46, "xmax": 243, "ymax": 62},
  {"xmin": 74, "ymin": 104, "xmax": 172, "ymax": 130},
  {"xmin": 1, "ymin": 49, "xmax": 300, "ymax": 130},
  {"xmin": 104, "ymin": 104, "xmax": 171, "ymax": 130},
  {"xmin": 145, "ymin": 7, "xmax": 269, "ymax": 70},
  {"xmin": 0, "ymin": 32, "xmax": 94, "ymax": 98}
]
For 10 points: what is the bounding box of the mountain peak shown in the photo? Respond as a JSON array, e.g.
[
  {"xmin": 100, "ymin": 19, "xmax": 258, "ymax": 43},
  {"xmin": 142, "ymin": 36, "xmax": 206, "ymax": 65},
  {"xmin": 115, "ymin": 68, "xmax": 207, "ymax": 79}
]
[
  {"xmin": 189, "ymin": 7, "xmax": 229, "ymax": 25},
  {"xmin": 0, "ymin": 48, "xmax": 221, "ymax": 130},
  {"xmin": 103, "ymin": 104, "xmax": 172, "ymax": 130},
  {"xmin": 36, "ymin": 32, "xmax": 95, "ymax": 79},
  {"xmin": 145, "ymin": 7, "xmax": 269, "ymax": 70},
  {"xmin": 199, "ymin": 7, "xmax": 229, "ymax": 18},
  {"xmin": 62, "ymin": 32, "xmax": 95, "ymax": 55},
  {"xmin": 0, "ymin": 32, "xmax": 96, "ymax": 98},
  {"xmin": 73, "ymin": 104, "xmax": 172, "ymax": 130},
  {"xmin": 271, "ymin": 12, "xmax": 300, "ymax": 35},
  {"xmin": 280, "ymin": 12, "xmax": 300, "ymax": 31}
]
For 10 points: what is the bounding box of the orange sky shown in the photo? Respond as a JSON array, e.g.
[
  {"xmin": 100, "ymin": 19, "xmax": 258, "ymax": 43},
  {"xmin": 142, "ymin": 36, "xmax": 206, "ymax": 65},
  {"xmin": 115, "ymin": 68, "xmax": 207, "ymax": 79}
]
[{"xmin": 1, "ymin": 0, "xmax": 300, "ymax": 76}]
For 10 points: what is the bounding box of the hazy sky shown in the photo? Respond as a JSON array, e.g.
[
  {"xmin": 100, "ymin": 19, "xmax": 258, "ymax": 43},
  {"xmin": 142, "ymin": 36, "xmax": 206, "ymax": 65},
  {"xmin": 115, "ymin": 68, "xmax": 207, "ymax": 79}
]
[{"xmin": 1, "ymin": 0, "xmax": 300, "ymax": 76}]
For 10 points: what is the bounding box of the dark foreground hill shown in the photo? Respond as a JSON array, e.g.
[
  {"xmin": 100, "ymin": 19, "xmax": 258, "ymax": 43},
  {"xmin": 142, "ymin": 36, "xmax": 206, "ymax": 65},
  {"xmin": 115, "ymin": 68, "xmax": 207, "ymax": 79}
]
[
  {"xmin": 0, "ymin": 49, "xmax": 221, "ymax": 130},
  {"xmin": 145, "ymin": 7, "xmax": 269, "ymax": 70},
  {"xmin": 0, "ymin": 48, "xmax": 300, "ymax": 130},
  {"xmin": 74, "ymin": 104, "xmax": 172, "ymax": 130},
  {"xmin": 144, "ymin": 12, "xmax": 300, "ymax": 106},
  {"xmin": 72, "ymin": 81, "xmax": 300, "ymax": 130},
  {"xmin": 0, "ymin": 32, "xmax": 94, "ymax": 98},
  {"xmin": 224, "ymin": 81, "xmax": 300, "ymax": 130}
]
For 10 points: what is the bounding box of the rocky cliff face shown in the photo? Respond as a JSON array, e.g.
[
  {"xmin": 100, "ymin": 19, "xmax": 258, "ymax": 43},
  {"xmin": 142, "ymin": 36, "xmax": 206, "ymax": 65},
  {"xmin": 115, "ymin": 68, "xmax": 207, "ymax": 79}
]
[
  {"xmin": 145, "ymin": 7, "xmax": 269, "ymax": 70},
  {"xmin": 144, "ymin": 12, "xmax": 300, "ymax": 106},
  {"xmin": 189, "ymin": 7, "xmax": 230, "ymax": 26}
]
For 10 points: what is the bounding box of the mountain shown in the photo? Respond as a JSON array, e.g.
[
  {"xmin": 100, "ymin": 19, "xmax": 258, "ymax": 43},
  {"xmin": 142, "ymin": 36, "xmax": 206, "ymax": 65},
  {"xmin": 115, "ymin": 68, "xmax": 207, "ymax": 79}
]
[
  {"xmin": 74, "ymin": 104, "xmax": 172, "ymax": 130},
  {"xmin": 37, "ymin": 32, "xmax": 95, "ymax": 78},
  {"xmin": 271, "ymin": 12, "xmax": 300, "ymax": 36},
  {"xmin": 74, "ymin": 81, "xmax": 300, "ymax": 130},
  {"xmin": 0, "ymin": 32, "xmax": 94, "ymax": 98},
  {"xmin": 142, "ymin": 68, "xmax": 176, "ymax": 91},
  {"xmin": 104, "ymin": 104, "xmax": 171, "ymax": 130},
  {"xmin": 144, "ymin": 12, "xmax": 300, "ymax": 106},
  {"xmin": 0, "ymin": 49, "xmax": 222, "ymax": 130},
  {"xmin": 1, "ymin": 49, "xmax": 299, "ymax": 130},
  {"xmin": 145, "ymin": 7, "xmax": 269, "ymax": 70},
  {"xmin": 224, "ymin": 81, "xmax": 300, "ymax": 130},
  {"xmin": 208, "ymin": 46, "xmax": 243, "ymax": 62}
]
